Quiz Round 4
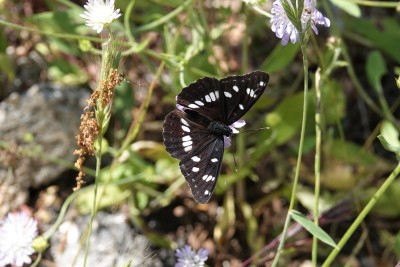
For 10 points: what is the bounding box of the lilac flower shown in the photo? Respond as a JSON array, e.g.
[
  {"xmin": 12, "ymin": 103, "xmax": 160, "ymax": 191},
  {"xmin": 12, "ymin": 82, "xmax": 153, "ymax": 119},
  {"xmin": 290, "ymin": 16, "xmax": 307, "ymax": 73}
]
[
  {"xmin": 175, "ymin": 245, "xmax": 209, "ymax": 267},
  {"xmin": 0, "ymin": 212, "xmax": 38, "ymax": 267},
  {"xmin": 80, "ymin": 0, "xmax": 122, "ymax": 33},
  {"xmin": 270, "ymin": 0, "xmax": 330, "ymax": 45},
  {"xmin": 224, "ymin": 119, "xmax": 246, "ymax": 148}
]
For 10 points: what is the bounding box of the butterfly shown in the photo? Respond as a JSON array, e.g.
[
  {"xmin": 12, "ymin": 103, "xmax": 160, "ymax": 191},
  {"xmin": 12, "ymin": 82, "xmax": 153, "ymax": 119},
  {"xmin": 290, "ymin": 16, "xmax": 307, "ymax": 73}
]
[{"xmin": 162, "ymin": 71, "xmax": 269, "ymax": 204}]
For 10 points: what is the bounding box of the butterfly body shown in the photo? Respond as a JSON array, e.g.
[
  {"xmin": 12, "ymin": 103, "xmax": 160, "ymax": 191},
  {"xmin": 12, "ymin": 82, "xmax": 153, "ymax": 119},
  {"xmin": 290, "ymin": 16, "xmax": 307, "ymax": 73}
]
[{"xmin": 163, "ymin": 71, "xmax": 269, "ymax": 204}]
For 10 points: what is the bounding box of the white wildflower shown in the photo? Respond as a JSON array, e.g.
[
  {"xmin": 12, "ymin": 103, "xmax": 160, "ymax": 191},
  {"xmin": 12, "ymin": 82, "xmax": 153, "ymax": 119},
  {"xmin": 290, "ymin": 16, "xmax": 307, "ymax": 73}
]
[
  {"xmin": 175, "ymin": 245, "xmax": 209, "ymax": 267},
  {"xmin": 270, "ymin": 0, "xmax": 330, "ymax": 45},
  {"xmin": 81, "ymin": 0, "xmax": 122, "ymax": 33},
  {"xmin": 0, "ymin": 212, "xmax": 38, "ymax": 267}
]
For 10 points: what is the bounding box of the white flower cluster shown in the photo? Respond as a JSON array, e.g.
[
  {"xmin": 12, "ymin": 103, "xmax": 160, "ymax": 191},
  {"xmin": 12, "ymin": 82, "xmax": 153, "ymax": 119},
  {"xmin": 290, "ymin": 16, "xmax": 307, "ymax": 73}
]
[
  {"xmin": 270, "ymin": 0, "xmax": 330, "ymax": 45},
  {"xmin": 0, "ymin": 212, "xmax": 38, "ymax": 267},
  {"xmin": 175, "ymin": 245, "xmax": 209, "ymax": 267},
  {"xmin": 81, "ymin": 0, "xmax": 122, "ymax": 33}
]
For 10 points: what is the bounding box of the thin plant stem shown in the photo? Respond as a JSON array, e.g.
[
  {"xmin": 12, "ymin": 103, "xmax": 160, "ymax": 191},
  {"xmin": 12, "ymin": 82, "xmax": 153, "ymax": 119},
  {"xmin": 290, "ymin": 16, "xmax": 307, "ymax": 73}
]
[
  {"xmin": 134, "ymin": 0, "xmax": 193, "ymax": 33},
  {"xmin": 271, "ymin": 41, "xmax": 309, "ymax": 267},
  {"xmin": 322, "ymin": 163, "xmax": 400, "ymax": 266},
  {"xmin": 30, "ymin": 252, "xmax": 42, "ymax": 267},
  {"xmin": 321, "ymin": 0, "xmax": 400, "ymax": 131},
  {"xmin": 312, "ymin": 69, "xmax": 322, "ymax": 266},
  {"xmin": 83, "ymin": 35, "xmax": 111, "ymax": 266},
  {"xmin": 83, "ymin": 133, "xmax": 103, "ymax": 267},
  {"xmin": 346, "ymin": 0, "xmax": 398, "ymax": 8},
  {"xmin": 119, "ymin": 60, "xmax": 165, "ymax": 154}
]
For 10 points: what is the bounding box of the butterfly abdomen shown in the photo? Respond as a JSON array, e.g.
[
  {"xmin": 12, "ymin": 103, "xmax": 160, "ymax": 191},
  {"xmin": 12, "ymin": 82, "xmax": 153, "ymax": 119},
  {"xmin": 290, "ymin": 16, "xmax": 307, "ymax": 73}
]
[{"xmin": 207, "ymin": 121, "xmax": 232, "ymax": 136}]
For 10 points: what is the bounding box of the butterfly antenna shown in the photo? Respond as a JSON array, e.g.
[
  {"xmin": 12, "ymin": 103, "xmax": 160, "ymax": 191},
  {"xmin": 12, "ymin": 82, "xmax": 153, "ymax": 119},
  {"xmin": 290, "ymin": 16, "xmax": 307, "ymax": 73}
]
[{"xmin": 241, "ymin": 126, "xmax": 269, "ymax": 133}]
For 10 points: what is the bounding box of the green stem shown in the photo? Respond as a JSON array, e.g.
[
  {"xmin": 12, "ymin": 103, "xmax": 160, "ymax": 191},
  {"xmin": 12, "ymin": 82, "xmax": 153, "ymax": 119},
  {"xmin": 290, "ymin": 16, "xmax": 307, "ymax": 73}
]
[
  {"xmin": 271, "ymin": 41, "xmax": 309, "ymax": 267},
  {"xmin": 321, "ymin": 0, "xmax": 400, "ymax": 132},
  {"xmin": 119, "ymin": 61, "xmax": 165, "ymax": 154},
  {"xmin": 134, "ymin": 0, "xmax": 193, "ymax": 33},
  {"xmin": 346, "ymin": 0, "xmax": 398, "ymax": 8},
  {"xmin": 30, "ymin": 252, "xmax": 42, "ymax": 267},
  {"xmin": 322, "ymin": 163, "xmax": 400, "ymax": 266},
  {"xmin": 312, "ymin": 69, "xmax": 322, "ymax": 266},
  {"xmin": 83, "ymin": 134, "xmax": 103, "ymax": 267},
  {"xmin": 250, "ymin": 4, "xmax": 273, "ymax": 18}
]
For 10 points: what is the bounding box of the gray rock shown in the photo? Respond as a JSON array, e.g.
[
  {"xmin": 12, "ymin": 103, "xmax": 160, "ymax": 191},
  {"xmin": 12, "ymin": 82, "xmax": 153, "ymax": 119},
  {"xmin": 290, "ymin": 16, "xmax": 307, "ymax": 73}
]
[
  {"xmin": 50, "ymin": 211, "xmax": 162, "ymax": 267},
  {"xmin": 0, "ymin": 83, "xmax": 89, "ymax": 216}
]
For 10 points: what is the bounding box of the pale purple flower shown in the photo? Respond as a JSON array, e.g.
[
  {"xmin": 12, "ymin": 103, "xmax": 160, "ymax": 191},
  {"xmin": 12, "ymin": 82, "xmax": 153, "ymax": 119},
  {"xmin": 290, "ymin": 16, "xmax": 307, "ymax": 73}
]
[
  {"xmin": 80, "ymin": 0, "xmax": 122, "ymax": 33},
  {"xmin": 175, "ymin": 245, "xmax": 209, "ymax": 267},
  {"xmin": 224, "ymin": 119, "xmax": 246, "ymax": 147},
  {"xmin": 270, "ymin": 0, "xmax": 330, "ymax": 45},
  {"xmin": 0, "ymin": 212, "xmax": 38, "ymax": 267}
]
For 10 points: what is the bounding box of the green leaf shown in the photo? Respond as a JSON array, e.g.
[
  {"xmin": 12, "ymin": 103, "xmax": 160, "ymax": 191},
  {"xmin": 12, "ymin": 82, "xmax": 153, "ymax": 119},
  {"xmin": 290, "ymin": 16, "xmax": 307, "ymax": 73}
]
[
  {"xmin": 290, "ymin": 210, "xmax": 338, "ymax": 248},
  {"xmin": 345, "ymin": 18, "xmax": 400, "ymax": 64},
  {"xmin": 330, "ymin": 0, "xmax": 361, "ymax": 17},
  {"xmin": 366, "ymin": 51, "xmax": 388, "ymax": 89},
  {"xmin": 265, "ymin": 92, "xmax": 306, "ymax": 145},
  {"xmin": 378, "ymin": 120, "xmax": 400, "ymax": 156},
  {"xmin": 261, "ymin": 43, "xmax": 300, "ymax": 73}
]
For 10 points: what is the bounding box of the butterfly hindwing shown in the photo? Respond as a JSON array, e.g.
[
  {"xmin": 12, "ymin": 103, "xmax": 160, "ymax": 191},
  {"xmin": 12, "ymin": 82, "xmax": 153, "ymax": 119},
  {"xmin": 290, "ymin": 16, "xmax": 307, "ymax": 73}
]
[
  {"xmin": 162, "ymin": 109, "xmax": 224, "ymax": 203},
  {"xmin": 179, "ymin": 136, "xmax": 224, "ymax": 204},
  {"xmin": 163, "ymin": 110, "xmax": 210, "ymax": 160}
]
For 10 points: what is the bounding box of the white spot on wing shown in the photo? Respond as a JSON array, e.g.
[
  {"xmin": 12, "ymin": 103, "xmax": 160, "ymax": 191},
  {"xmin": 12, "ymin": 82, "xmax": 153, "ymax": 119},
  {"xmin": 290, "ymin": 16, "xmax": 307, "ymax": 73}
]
[
  {"xmin": 182, "ymin": 125, "xmax": 190, "ymax": 132},
  {"xmin": 202, "ymin": 175, "xmax": 208, "ymax": 180},
  {"xmin": 250, "ymin": 89, "xmax": 255, "ymax": 97},
  {"xmin": 239, "ymin": 104, "xmax": 244, "ymax": 110},
  {"xmin": 233, "ymin": 85, "xmax": 239, "ymax": 92},
  {"xmin": 195, "ymin": 100, "xmax": 204, "ymax": 106},
  {"xmin": 204, "ymin": 190, "xmax": 209, "ymax": 195},
  {"xmin": 181, "ymin": 119, "xmax": 189, "ymax": 126},
  {"xmin": 206, "ymin": 176, "xmax": 213, "ymax": 182},
  {"xmin": 205, "ymin": 95, "xmax": 211, "ymax": 102},
  {"xmin": 210, "ymin": 92, "xmax": 216, "ymax": 101},
  {"xmin": 192, "ymin": 167, "xmax": 199, "ymax": 172},
  {"xmin": 214, "ymin": 91, "xmax": 219, "ymax": 99},
  {"xmin": 184, "ymin": 145, "xmax": 192, "ymax": 151},
  {"xmin": 191, "ymin": 156, "xmax": 200, "ymax": 162},
  {"xmin": 182, "ymin": 136, "xmax": 191, "ymax": 141},
  {"xmin": 211, "ymin": 158, "xmax": 218, "ymax": 162},
  {"xmin": 246, "ymin": 88, "xmax": 250, "ymax": 95},
  {"xmin": 224, "ymin": 91, "xmax": 232, "ymax": 98},
  {"xmin": 182, "ymin": 141, "xmax": 193, "ymax": 147},
  {"xmin": 188, "ymin": 103, "xmax": 199, "ymax": 108},
  {"xmin": 260, "ymin": 81, "xmax": 265, "ymax": 86}
]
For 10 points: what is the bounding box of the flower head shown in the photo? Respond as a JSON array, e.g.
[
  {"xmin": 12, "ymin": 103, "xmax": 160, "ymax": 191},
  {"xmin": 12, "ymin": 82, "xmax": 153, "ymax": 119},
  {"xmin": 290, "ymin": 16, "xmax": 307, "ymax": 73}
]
[
  {"xmin": 224, "ymin": 119, "xmax": 246, "ymax": 148},
  {"xmin": 270, "ymin": 0, "xmax": 330, "ymax": 45},
  {"xmin": 175, "ymin": 245, "xmax": 209, "ymax": 267},
  {"xmin": 0, "ymin": 212, "xmax": 38, "ymax": 267},
  {"xmin": 80, "ymin": 0, "xmax": 122, "ymax": 33}
]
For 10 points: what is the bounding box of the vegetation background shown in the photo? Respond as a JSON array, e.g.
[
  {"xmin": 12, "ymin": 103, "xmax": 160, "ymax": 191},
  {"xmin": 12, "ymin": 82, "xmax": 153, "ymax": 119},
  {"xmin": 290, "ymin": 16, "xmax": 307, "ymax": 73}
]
[{"xmin": 0, "ymin": 0, "xmax": 399, "ymax": 266}]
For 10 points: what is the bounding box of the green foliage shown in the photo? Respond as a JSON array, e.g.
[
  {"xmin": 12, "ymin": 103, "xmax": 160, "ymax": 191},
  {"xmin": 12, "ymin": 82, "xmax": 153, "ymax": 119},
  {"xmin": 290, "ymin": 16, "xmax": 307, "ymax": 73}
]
[
  {"xmin": 290, "ymin": 210, "xmax": 337, "ymax": 248},
  {"xmin": 2, "ymin": 0, "xmax": 400, "ymax": 265},
  {"xmin": 330, "ymin": 0, "xmax": 361, "ymax": 17},
  {"xmin": 378, "ymin": 121, "xmax": 400, "ymax": 159}
]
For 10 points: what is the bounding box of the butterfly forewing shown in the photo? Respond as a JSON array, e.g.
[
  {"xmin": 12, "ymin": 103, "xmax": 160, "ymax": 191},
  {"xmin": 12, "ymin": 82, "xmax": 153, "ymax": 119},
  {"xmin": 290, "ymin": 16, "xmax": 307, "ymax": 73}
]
[
  {"xmin": 220, "ymin": 71, "xmax": 269, "ymax": 124},
  {"xmin": 176, "ymin": 77, "xmax": 226, "ymax": 122}
]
